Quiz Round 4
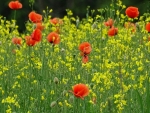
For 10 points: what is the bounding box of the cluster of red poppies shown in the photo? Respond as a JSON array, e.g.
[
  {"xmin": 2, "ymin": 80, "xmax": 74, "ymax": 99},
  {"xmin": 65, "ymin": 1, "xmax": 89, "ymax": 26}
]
[
  {"xmin": 9, "ymin": 0, "xmax": 61, "ymax": 46},
  {"xmin": 104, "ymin": 18, "xmax": 118, "ymax": 36},
  {"xmin": 104, "ymin": 6, "xmax": 139, "ymax": 37},
  {"xmin": 8, "ymin": 1, "xmax": 150, "ymax": 100},
  {"xmin": 124, "ymin": 6, "xmax": 150, "ymax": 35},
  {"xmin": 78, "ymin": 42, "xmax": 92, "ymax": 64},
  {"xmin": 9, "ymin": 0, "xmax": 90, "ymax": 100}
]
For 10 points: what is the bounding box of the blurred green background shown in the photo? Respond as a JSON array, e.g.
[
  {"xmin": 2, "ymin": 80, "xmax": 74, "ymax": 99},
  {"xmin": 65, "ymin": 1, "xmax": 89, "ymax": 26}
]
[{"xmin": 1, "ymin": 0, "xmax": 150, "ymax": 32}]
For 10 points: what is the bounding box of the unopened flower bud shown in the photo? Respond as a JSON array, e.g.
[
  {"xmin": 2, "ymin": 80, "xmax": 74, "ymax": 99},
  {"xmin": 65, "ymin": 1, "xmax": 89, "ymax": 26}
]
[
  {"xmin": 102, "ymin": 37, "xmax": 105, "ymax": 41},
  {"xmin": 92, "ymin": 22, "xmax": 97, "ymax": 29},
  {"xmin": 17, "ymin": 44, "xmax": 21, "ymax": 49},
  {"xmin": 62, "ymin": 90, "xmax": 67, "ymax": 96},
  {"xmin": 50, "ymin": 101, "xmax": 57, "ymax": 107},
  {"xmin": 54, "ymin": 77, "xmax": 59, "ymax": 84},
  {"xmin": 69, "ymin": 96, "xmax": 74, "ymax": 103},
  {"xmin": 76, "ymin": 18, "xmax": 80, "ymax": 27},
  {"xmin": 61, "ymin": 48, "xmax": 65, "ymax": 52},
  {"xmin": 90, "ymin": 83, "xmax": 94, "ymax": 89}
]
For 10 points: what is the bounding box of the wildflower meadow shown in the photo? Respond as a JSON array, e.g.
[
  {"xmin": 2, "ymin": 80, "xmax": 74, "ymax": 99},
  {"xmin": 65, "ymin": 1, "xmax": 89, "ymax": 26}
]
[{"xmin": 1, "ymin": 0, "xmax": 150, "ymax": 113}]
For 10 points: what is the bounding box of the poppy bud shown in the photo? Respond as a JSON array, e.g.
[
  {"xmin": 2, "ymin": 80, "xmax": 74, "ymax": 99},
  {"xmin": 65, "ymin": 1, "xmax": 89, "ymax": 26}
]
[
  {"xmin": 16, "ymin": 44, "xmax": 21, "ymax": 49},
  {"xmin": 50, "ymin": 101, "xmax": 57, "ymax": 107},
  {"xmin": 92, "ymin": 22, "xmax": 97, "ymax": 29},
  {"xmin": 69, "ymin": 96, "xmax": 74, "ymax": 103},
  {"xmin": 62, "ymin": 90, "xmax": 67, "ymax": 96},
  {"xmin": 54, "ymin": 77, "xmax": 59, "ymax": 84},
  {"xmin": 90, "ymin": 83, "xmax": 94, "ymax": 89},
  {"xmin": 92, "ymin": 97, "xmax": 96, "ymax": 104},
  {"xmin": 61, "ymin": 48, "xmax": 65, "ymax": 52},
  {"xmin": 30, "ymin": 87, "xmax": 33, "ymax": 92},
  {"xmin": 102, "ymin": 37, "xmax": 105, "ymax": 41},
  {"xmin": 76, "ymin": 18, "xmax": 80, "ymax": 27}
]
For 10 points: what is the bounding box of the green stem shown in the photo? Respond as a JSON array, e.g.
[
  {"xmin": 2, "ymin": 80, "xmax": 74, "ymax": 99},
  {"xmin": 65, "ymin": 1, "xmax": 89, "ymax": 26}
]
[{"xmin": 14, "ymin": 10, "xmax": 17, "ymax": 20}]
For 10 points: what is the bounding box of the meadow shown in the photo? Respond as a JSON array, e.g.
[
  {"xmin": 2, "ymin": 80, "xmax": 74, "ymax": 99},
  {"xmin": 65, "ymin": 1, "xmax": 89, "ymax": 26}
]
[{"xmin": 1, "ymin": 0, "xmax": 150, "ymax": 113}]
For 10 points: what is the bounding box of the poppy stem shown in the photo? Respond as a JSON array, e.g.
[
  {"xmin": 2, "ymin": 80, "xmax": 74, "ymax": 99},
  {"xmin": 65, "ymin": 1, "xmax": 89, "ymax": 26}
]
[
  {"xmin": 14, "ymin": 10, "xmax": 17, "ymax": 20},
  {"xmin": 56, "ymin": 97, "xmax": 62, "ymax": 102},
  {"xmin": 52, "ymin": 44, "xmax": 55, "ymax": 52}
]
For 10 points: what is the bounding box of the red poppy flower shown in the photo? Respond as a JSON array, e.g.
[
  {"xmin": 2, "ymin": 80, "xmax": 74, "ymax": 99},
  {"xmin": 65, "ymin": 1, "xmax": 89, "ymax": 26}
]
[
  {"xmin": 125, "ymin": 6, "xmax": 139, "ymax": 18},
  {"xmin": 79, "ymin": 42, "xmax": 92, "ymax": 56},
  {"xmin": 25, "ymin": 36, "xmax": 37, "ymax": 46},
  {"xmin": 31, "ymin": 28, "xmax": 42, "ymax": 42},
  {"xmin": 47, "ymin": 32, "xmax": 60, "ymax": 45},
  {"xmin": 12, "ymin": 37, "xmax": 22, "ymax": 45},
  {"xmin": 82, "ymin": 56, "xmax": 89, "ymax": 64},
  {"xmin": 108, "ymin": 26, "xmax": 118, "ymax": 36},
  {"xmin": 50, "ymin": 18, "xmax": 63, "ymax": 25},
  {"xmin": 146, "ymin": 23, "xmax": 150, "ymax": 33},
  {"xmin": 28, "ymin": 11, "xmax": 42, "ymax": 23},
  {"xmin": 70, "ymin": 83, "xmax": 89, "ymax": 99},
  {"xmin": 8, "ymin": 1, "xmax": 22, "ymax": 10},
  {"xmin": 104, "ymin": 18, "xmax": 114, "ymax": 28},
  {"xmin": 35, "ymin": 23, "xmax": 44, "ymax": 31},
  {"xmin": 124, "ymin": 22, "xmax": 136, "ymax": 32}
]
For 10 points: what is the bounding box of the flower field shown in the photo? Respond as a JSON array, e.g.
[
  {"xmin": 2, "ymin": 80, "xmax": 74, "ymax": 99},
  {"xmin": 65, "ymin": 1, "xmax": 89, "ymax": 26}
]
[{"xmin": 1, "ymin": 0, "xmax": 150, "ymax": 113}]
